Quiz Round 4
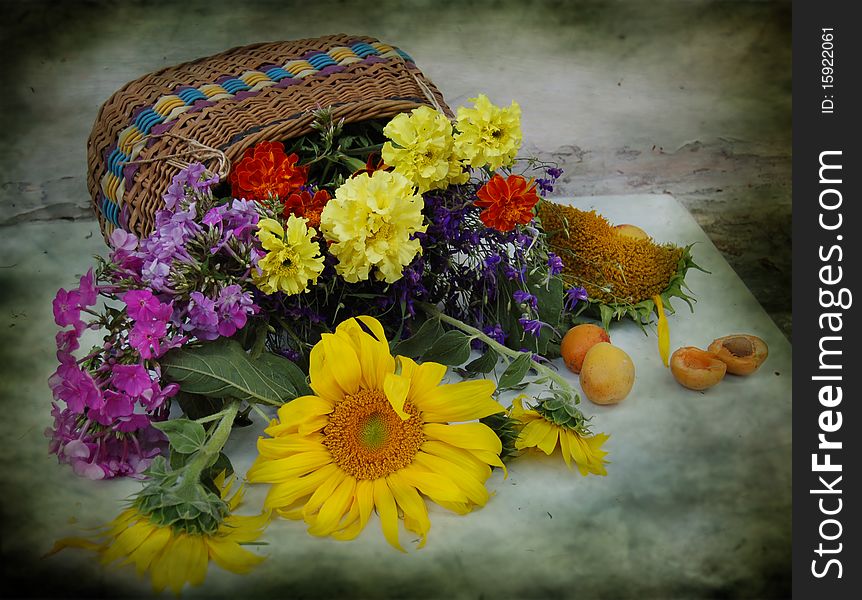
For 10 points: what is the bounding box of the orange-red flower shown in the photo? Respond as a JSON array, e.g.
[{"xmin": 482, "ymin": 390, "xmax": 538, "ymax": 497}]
[
  {"xmin": 282, "ymin": 188, "xmax": 331, "ymax": 229},
  {"xmin": 229, "ymin": 141, "xmax": 308, "ymax": 201},
  {"xmin": 474, "ymin": 174, "xmax": 540, "ymax": 232},
  {"xmin": 351, "ymin": 152, "xmax": 391, "ymax": 178}
]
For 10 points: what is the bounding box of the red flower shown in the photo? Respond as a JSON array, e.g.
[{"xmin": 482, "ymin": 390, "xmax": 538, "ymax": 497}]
[
  {"xmin": 474, "ymin": 174, "xmax": 540, "ymax": 232},
  {"xmin": 351, "ymin": 152, "xmax": 391, "ymax": 178},
  {"xmin": 229, "ymin": 141, "xmax": 308, "ymax": 201},
  {"xmin": 282, "ymin": 188, "xmax": 331, "ymax": 229}
]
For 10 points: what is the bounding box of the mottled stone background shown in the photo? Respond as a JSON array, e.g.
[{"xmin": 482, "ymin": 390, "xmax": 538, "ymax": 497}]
[{"xmin": 0, "ymin": 0, "xmax": 791, "ymax": 598}]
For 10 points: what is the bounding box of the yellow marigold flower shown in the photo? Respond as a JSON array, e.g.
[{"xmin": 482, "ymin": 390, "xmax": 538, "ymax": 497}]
[
  {"xmin": 321, "ymin": 171, "xmax": 426, "ymax": 284},
  {"xmin": 454, "ymin": 94, "xmax": 522, "ymax": 171},
  {"xmin": 248, "ymin": 315, "xmax": 506, "ymax": 551},
  {"xmin": 253, "ymin": 215, "xmax": 325, "ymax": 295},
  {"xmin": 48, "ymin": 473, "xmax": 268, "ymax": 595},
  {"xmin": 381, "ymin": 106, "xmax": 468, "ymax": 192},
  {"xmin": 510, "ymin": 396, "xmax": 609, "ymax": 476}
]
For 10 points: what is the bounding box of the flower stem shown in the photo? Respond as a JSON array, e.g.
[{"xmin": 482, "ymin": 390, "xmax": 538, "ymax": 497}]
[
  {"xmin": 418, "ymin": 302, "xmax": 582, "ymax": 407},
  {"xmin": 183, "ymin": 400, "xmax": 240, "ymax": 484}
]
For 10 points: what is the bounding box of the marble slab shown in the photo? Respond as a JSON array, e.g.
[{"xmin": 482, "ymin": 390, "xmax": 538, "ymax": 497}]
[{"xmin": 0, "ymin": 194, "xmax": 791, "ymax": 598}]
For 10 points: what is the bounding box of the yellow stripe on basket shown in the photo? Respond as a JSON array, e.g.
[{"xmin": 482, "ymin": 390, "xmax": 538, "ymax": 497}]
[
  {"xmin": 118, "ymin": 127, "xmax": 145, "ymax": 155},
  {"xmin": 328, "ymin": 47, "xmax": 357, "ymax": 61},
  {"xmin": 162, "ymin": 104, "xmax": 192, "ymax": 123},
  {"xmin": 372, "ymin": 42, "xmax": 394, "ymax": 53},
  {"xmin": 152, "ymin": 95, "xmax": 185, "ymax": 116},
  {"xmin": 240, "ymin": 71, "xmax": 270, "ymax": 86},
  {"xmin": 101, "ymin": 172, "xmax": 123, "ymax": 203},
  {"xmin": 199, "ymin": 84, "xmax": 230, "ymax": 98},
  {"xmin": 284, "ymin": 60, "xmax": 315, "ymax": 75}
]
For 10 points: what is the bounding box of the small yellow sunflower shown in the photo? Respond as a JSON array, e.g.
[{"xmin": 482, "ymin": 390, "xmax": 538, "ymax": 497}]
[
  {"xmin": 453, "ymin": 94, "xmax": 522, "ymax": 171},
  {"xmin": 510, "ymin": 396, "xmax": 609, "ymax": 476},
  {"xmin": 254, "ymin": 215, "xmax": 325, "ymax": 295},
  {"xmin": 247, "ymin": 315, "xmax": 506, "ymax": 550},
  {"xmin": 48, "ymin": 473, "xmax": 268, "ymax": 595}
]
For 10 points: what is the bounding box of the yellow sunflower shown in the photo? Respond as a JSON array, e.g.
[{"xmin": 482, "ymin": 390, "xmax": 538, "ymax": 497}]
[
  {"xmin": 247, "ymin": 315, "xmax": 506, "ymax": 550},
  {"xmin": 47, "ymin": 473, "xmax": 268, "ymax": 594},
  {"xmin": 510, "ymin": 396, "xmax": 609, "ymax": 476},
  {"xmin": 254, "ymin": 215, "xmax": 325, "ymax": 295}
]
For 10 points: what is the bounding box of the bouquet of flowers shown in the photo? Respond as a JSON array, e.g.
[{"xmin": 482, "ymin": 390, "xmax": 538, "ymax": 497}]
[{"xmin": 47, "ymin": 94, "xmax": 614, "ymax": 593}]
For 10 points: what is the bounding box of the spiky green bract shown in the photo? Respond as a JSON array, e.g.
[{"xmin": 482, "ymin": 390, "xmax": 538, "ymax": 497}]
[
  {"xmin": 533, "ymin": 392, "xmax": 593, "ymax": 437},
  {"xmin": 480, "ymin": 412, "xmax": 522, "ymax": 462}
]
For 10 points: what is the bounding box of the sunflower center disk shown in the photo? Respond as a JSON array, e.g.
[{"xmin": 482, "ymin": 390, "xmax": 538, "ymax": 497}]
[{"xmin": 323, "ymin": 389, "xmax": 424, "ymax": 480}]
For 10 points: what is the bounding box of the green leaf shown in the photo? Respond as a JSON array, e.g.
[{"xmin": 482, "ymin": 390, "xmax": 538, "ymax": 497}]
[
  {"xmin": 392, "ymin": 317, "xmax": 444, "ymax": 359},
  {"xmin": 176, "ymin": 392, "xmax": 224, "ymax": 421},
  {"xmin": 152, "ymin": 419, "xmax": 206, "ymax": 454},
  {"xmin": 498, "ymin": 352, "xmax": 533, "ymax": 390},
  {"xmin": 465, "ymin": 349, "xmax": 499, "ymax": 374},
  {"xmin": 160, "ymin": 339, "xmax": 306, "ymax": 406},
  {"xmin": 599, "ymin": 304, "xmax": 615, "ymax": 330},
  {"xmin": 422, "ymin": 330, "xmax": 473, "ymax": 366}
]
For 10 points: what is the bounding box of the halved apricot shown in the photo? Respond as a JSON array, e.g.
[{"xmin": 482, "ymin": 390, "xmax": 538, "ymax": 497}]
[
  {"xmin": 670, "ymin": 346, "xmax": 727, "ymax": 390},
  {"xmin": 708, "ymin": 334, "xmax": 768, "ymax": 375}
]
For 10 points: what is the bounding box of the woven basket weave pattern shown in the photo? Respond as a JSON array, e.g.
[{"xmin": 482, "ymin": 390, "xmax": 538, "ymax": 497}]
[{"xmin": 87, "ymin": 34, "xmax": 451, "ymax": 239}]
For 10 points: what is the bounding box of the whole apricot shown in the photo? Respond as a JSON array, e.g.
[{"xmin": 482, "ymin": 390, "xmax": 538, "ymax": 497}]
[
  {"xmin": 708, "ymin": 334, "xmax": 768, "ymax": 375},
  {"xmin": 614, "ymin": 224, "xmax": 650, "ymax": 240},
  {"xmin": 670, "ymin": 347, "xmax": 727, "ymax": 390},
  {"xmin": 579, "ymin": 342, "xmax": 635, "ymax": 405},
  {"xmin": 560, "ymin": 324, "xmax": 611, "ymax": 374}
]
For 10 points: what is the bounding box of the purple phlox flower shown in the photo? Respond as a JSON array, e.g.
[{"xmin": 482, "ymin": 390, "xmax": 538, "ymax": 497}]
[
  {"xmin": 536, "ymin": 178, "xmax": 554, "ymax": 195},
  {"xmin": 484, "ymin": 323, "xmax": 507, "ymax": 344},
  {"xmin": 52, "ymin": 288, "xmax": 84, "ymax": 330},
  {"xmin": 128, "ymin": 319, "xmax": 168, "ymax": 359},
  {"xmin": 518, "ymin": 317, "xmax": 546, "ymax": 337},
  {"xmin": 547, "ymin": 166, "xmax": 564, "ymax": 179},
  {"xmin": 56, "ymin": 329, "xmax": 80, "ymax": 364},
  {"xmin": 183, "ymin": 162, "xmax": 219, "ymax": 192},
  {"xmin": 139, "ymin": 381, "xmax": 179, "ymax": 411},
  {"xmin": 111, "ymin": 364, "xmax": 152, "ymax": 397},
  {"xmin": 77, "ymin": 269, "xmax": 98, "ymax": 307},
  {"xmin": 216, "ymin": 285, "xmax": 257, "ymax": 338},
  {"xmin": 94, "ymin": 390, "xmax": 136, "ymax": 426},
  {"xmin": 185, "ymin": 291, "xmax": 220, "ymax": 340},
  {"xmin": 46, "ymin": 404, "xmax": 167, "ymax": 480},
  {"xmin": 141, "ymin": 259, "xmax": 171, "ymax": 290},
  {"xmin": 48, "ymin": 363, "xmax": 103, "ymax": 413},
  {"xmin": 513, "ymin": 289, "xmax": 538, "ymax": 310},
  {"xmin": 163, "ymin": 177, "xmax": 187, "ymax": 211},
  {"xmin": 110, "ymin": 229, "xmax": 139, "ymax": 253},
  {"xmin": 547, "ymin": 253, "xmax": 564, "ymax": 276},
  {"xmin": 124, "ymin": 289, "xmax": 163, "ymax": 322},
  {"xmin": 564, "ymin": 286, "xmax": 589, "ymax": 311},
  {"xmin": 203, "ymin": 205, "xmax": 227, "ymax": 227}
]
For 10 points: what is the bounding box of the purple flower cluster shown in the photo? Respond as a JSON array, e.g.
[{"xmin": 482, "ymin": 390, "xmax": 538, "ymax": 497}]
[
  {"xmin": 47, "ymin": 163, "xmax": 265, "ymax": 479},
  {"xmin": 536, "ymin": 166, "xmax": 564, "ymax": 196},
  {"xmin": 48, "ymin": 272, "xmax": 176, "ymax": 479}
]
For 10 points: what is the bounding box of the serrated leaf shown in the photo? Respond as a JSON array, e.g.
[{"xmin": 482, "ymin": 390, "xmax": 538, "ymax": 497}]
[
  {"xmin": 465, "ymin": 349, "xmax": 499, "ymax": 374},
  {"xmin": 160, "ymin": 339, "xmax": 305, "ymax": 406},
  {"xmin": 152, "ymin": 419, "xmax": 206, "ymax": 454},
  {"xmin": 422, "ymin": 330, "xmax": 472, "ymax": 366},
  {"xmin": 392, "ymin": 317, "xmax": 443, "ymax": 358},
  {"xmin": 498, "ymin": 353, "xmax": 533, "ymax": 390}
]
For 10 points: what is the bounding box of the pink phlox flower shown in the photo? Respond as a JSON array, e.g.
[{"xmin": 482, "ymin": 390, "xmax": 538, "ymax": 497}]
[
  {"xmin": 111, "ymin": 364, "xmax": 152, "ymax": 397},
  {"xmin": 124, "ymin": 289, "xmax": 163, "ymax": 322},
  {"xmin": 52, "ymin": 288, "xmax": 84, "ymax": 330},
  {"xmin": 55, "ymin": 329, "xmax": 80, "ymax": 364},
  {"xmin": 77, "ymin": 268, "xmax": 98, "ymax": 307},
  {"xmin": 48, "ymin": 363, "xmax": 104, "ymax": 414}
]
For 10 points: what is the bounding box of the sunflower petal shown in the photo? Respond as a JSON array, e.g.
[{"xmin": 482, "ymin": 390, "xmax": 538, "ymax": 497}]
[
  {"xmin": 264, "ymin": 463, "xmax": 340, "ymax": 509},
  {"xmin": 421, "ymin": 440, "xmax": 492, "ymax": 482},
  {"xmin": 303, "ymin": 470, "xmax": 347, "ymax": 519},
  {"xmin": 515, "ymin": 419, "xmax": 554, "ymax": 450},
  {"xmin": 309, "ymin": 476, "xmax": 356, "ymax": 536},
  {"xmin": 399, "ymin": 356, "xmax": 448, "ymax": 404},
  {"xmin": 387, "ymin": 472, "xmax": 430, "ymax": 548},
  {"xmin": 373, "ymin": 478, "xmax": 404, "ymax": 552},
  {"xmin": 413, "ymin": 451, "xmax": 489, "ymax": 507},
  {"xmin": 126, "ymin": 526, "xmax": 171, "ymax": 576},
  {"xmin": 398, "ymin": 464, "xmax": 468, "ymax": 504},
  {"xmin": 536, "ymin": 423, "xmax": 560, "ymax": 455},
  {"xmin": 206, "ymin": 539, "xmax": 265, "ymax": 575},
  {"xmin": 320, "ymin": 333, "xmax": 362, "ymax": 396},
  {"xmin": 356, "ymin": 479, "xmax": 375, "ymax": 530},
  {"xmin": 247, "ymin": 451, "xmax": 333, "ymax": 484},
  {"xmin": 416, "ymin": 380, "xmax": 502, "ymax": 422},
  {"xmin": 383, "ymin": 373, "xmax": 411, "ymax": 420},
  {"xmin": 423, "ymin": 422, "xmax": 502, "ymax": 454}
]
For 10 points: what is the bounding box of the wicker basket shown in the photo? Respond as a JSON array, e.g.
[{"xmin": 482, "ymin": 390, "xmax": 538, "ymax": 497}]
[{"xmin": 87, "ymin": 34, "xmax": 451, "ymax": 240}]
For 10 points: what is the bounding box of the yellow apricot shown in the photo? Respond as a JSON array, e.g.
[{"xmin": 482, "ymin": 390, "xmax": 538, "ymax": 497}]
[
  {"xmin": 560, "ymin": 324, "xmax": 610, "ymax": 374},
  {"xmin": 670, "ymin": 346, "xmax": 727, "ymax": 390},
  {"xmin": 579, "ymin": 342, "xmax": 635, "ymax": 405}
]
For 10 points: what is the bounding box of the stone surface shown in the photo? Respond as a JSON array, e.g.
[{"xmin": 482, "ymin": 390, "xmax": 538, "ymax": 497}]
[
  {"xmin": 0, "ymin": 195, "xmax": 791, "ymax": 598},
  {"xmin": 0, "ymin": 0, "xmax": 791, "ymax": 338}
]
